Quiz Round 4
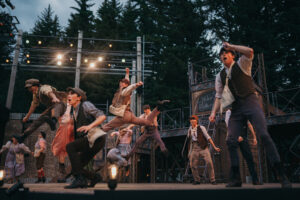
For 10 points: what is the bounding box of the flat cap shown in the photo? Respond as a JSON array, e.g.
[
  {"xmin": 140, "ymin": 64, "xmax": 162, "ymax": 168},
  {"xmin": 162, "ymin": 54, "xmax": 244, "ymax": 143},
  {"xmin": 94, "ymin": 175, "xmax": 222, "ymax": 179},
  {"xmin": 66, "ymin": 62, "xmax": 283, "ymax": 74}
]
[
  {"xmin": 66, "ymin": 87, "xmax": 87, "ymax": 101},
  {"xmin": 25, "ymin": 79, "xmax": 40, "ymax": 88}
]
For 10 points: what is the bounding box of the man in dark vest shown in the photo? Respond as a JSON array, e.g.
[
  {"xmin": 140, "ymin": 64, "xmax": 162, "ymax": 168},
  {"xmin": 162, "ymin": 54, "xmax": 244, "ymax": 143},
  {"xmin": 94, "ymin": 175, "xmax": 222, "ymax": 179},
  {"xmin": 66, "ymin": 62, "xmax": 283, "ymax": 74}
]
[
  {"xmin": 64, "ymin": 87, "xmax": 106, "ymax": 189},
  {"xmin": 21, "ymin": 79, "xmax": 67, "ymax": 141},
  {"xmin": 209, "ymin": 42, "xmax": 291, "ymax": 188},
  {"xmin": 188, "ymin": 115, "xmax": 220, "ymax": 185}
]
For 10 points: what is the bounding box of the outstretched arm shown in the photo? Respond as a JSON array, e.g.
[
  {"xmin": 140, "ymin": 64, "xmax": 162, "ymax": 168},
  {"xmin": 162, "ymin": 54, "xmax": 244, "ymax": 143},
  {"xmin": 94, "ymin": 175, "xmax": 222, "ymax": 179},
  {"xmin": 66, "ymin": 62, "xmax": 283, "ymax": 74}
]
[{"xmin": 23, "ymin": 101, "xmax": 38, "ymax": 123}]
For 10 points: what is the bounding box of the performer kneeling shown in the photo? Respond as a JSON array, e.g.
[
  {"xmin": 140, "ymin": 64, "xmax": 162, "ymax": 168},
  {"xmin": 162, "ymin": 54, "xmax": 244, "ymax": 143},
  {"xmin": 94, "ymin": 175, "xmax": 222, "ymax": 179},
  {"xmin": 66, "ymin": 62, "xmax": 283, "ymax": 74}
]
[
  {"xmin": 188, "ymin": 115, "xmax": 220, "ymax": 185},
  {"xmin": 64, "ymin": 88, "xmax": 106, "ymax": 189}
]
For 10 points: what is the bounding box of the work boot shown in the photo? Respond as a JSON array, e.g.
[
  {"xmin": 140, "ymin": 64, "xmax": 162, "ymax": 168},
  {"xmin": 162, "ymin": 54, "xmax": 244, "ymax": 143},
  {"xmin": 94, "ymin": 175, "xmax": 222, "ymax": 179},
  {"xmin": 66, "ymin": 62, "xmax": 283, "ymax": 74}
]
[
  {"xmin": 226, "ymin": 166, "xmax": 242, "ymax": 187},
  {"xmin": 273, "ymin": 162, "xmax": 292, "ymax": 189},
  {"xmin": 156, "ymin": 100, "xmax": 170, "ymax": 111},
  {"xmin": 57, "ymin": 163, "xmax": 66, "ymax": 183},
  {"xmin": 88, "ymin": 174, "xmax": 102, "ymax": 188},
  {"xmin": 35, "ymin": 177, "xmax": 42, "ymax": 183},
  {"xmin": 64, "ymin": 175, "xmax": 87, "ymax": 189}
]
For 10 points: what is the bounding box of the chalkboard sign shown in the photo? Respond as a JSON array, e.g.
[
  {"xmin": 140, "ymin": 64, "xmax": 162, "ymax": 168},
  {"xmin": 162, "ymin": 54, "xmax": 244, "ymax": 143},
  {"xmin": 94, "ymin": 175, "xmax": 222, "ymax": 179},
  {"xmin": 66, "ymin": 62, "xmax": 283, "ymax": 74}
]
[{"xmin": 197, "ymin": 91, "xmax": 215, "ymax": 112}]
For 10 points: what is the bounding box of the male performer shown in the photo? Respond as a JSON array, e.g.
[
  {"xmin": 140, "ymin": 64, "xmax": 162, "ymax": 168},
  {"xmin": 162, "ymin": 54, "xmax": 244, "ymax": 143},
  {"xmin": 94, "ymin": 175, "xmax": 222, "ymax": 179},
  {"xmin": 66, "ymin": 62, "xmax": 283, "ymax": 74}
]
[
  {"xmin": 126, "ymin": 104, "xmax": 168, "ymax": 159},
  {"xmin": 101, "ymin": 68, "xmax": 169, "ymax": 133},
  {"xmin": 225, "ymin": 109, "xmax": 260, "ymax": 185},
  {"xmin": 21, "ymin": 79, "xmax": 66, "ymax": 140},
  {"xmin": 188, "ymin": 115, "xmax": 220, "ymax": 185},
  {"xmin": 64, "ymin": 87, "xmax": 106, "ymax": 189},
  {"xmin": 209, "ymin": 42, "xmax": 291, "ymax": 188},
  {"xmin": 107, "ymin": 125, "xmax": 133, "ymax": 167}
]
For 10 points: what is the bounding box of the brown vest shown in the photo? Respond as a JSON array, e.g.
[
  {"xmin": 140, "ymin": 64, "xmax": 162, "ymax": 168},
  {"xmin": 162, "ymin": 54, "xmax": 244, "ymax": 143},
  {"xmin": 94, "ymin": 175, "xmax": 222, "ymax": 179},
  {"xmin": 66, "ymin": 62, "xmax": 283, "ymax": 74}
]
[
  {"xmin": 111, "ymin": 88, "xmax": 131, "ymax": 108},
  {"xmin": 220, "ymin": 62, "xmax": 255, "ymax": 98},
  {"xmin": 190, "ymin": 125, "xmax": 208, "ymax": 149},
  {"xmin": 38, "ymin": 86, "xmax": 67, "ymax": 107}
]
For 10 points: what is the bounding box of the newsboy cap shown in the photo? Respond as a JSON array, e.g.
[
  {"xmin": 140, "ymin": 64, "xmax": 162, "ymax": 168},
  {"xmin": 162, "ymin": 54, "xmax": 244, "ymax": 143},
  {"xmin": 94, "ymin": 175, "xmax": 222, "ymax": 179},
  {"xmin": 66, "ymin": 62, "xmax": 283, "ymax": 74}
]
[
  {"xmin": 66, "ymin": 87, "xmax": 87, "ymax": 101},
  {"xmin": 25, "ymin": 78, "xmax": 40, "ymax": 88}
]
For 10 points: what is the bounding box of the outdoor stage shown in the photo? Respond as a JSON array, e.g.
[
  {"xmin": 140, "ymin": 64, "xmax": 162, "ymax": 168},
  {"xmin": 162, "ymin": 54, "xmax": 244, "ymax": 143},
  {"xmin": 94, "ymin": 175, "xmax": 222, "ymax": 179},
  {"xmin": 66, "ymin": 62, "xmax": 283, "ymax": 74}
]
[{"xmin": 0, "ymin": 183, "xmax": 300, "ymax": 200}]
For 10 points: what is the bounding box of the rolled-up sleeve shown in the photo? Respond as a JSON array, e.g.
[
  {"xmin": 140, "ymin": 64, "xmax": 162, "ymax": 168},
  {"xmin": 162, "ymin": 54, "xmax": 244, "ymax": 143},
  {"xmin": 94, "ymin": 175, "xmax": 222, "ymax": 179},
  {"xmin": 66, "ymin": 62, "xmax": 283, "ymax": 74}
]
[
  {"xmin": 82, "ymin": 101, "xmax": 104, "ymax": 118},
  {"xmin": 200, "ymin": 125, "xmax": 211, "ymax": 140},
  {"xmin": 215, "ymin": 73, "xmax": 223, "ymax": 99},
  {"xmin": 237, "ymin": 55, "xmax": 253, "ymax": 76},
  {"xmin": 40, "ymin": 85, "xmax": 55, "ymax": 96}
]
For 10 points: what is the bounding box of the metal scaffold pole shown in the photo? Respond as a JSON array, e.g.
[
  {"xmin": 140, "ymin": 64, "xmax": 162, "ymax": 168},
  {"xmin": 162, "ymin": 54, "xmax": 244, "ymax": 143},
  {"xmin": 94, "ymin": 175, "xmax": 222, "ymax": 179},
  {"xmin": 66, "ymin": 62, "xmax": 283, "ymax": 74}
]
[
  {"xmin": 75, "ymin": 30, "xmax": 83, "ymax": 88},
  {"xmin": 6, "ymin": 29, "xmax": 23, "ymax": 109}
]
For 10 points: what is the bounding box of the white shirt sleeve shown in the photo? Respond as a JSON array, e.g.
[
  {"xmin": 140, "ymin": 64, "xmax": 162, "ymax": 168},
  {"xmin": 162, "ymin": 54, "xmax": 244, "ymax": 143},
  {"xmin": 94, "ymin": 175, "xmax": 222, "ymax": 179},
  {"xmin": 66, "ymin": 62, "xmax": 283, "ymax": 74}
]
[
  {"xmin": 215, "ymin": 72, "xmax": 223, "ymax": 99},
  {"xmin": 200, "ymin": 125, "xmax": 211, "ymax": 140},
  {"xmin": 121, "ymin": 84, "xmax": 139, "ymax": 96}
]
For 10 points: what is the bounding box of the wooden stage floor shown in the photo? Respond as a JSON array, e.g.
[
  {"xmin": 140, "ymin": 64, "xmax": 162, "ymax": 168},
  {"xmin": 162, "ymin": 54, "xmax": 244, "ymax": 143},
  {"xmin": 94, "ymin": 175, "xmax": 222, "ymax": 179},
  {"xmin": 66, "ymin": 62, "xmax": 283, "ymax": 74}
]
[{"xmin": 2, "ymin": 183, "xmax": 300, "ymax": 194}]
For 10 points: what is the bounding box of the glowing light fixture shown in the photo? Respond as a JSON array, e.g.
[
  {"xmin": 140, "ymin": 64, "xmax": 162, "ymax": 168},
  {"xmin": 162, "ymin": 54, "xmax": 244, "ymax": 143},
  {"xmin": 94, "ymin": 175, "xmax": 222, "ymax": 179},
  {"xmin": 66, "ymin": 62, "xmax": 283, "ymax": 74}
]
[
  {"xmin": 98, "ymin": 57, "xmax": 103, "ymax": 62},
  {"xmin": 84, "ymin": 58, "xmax": 88, "ymax": 63},
  {"xmin": 38, "ymin": 40, "xmax": 42, "ymax": 45},
  {"xmin": 57, "ymin": 54, "xmax": 63, "ymax": 60},
  {"xmin": 122, "ymin": 58, "xmax": 126, "ymax": 63},
  {"xmin": 89, "ymin": 62, "xmax": 95, "ymax": 68},
  {"xmin": 57, "ymin": 61, "xmax": 62, "ymax": 66},
  {"xmin": 107, "ymin": 164, "xmax": 118, "ymax": 190},
  {"xmin": 25, "ymin": 40, "xmax": 29, "ymax": 44}
]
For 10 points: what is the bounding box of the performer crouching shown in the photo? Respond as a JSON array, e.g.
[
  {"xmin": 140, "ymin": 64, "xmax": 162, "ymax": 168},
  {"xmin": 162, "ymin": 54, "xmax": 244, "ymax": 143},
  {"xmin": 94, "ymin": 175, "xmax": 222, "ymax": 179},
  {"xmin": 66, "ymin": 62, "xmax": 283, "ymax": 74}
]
[
  {"xmin": 64, "ymin": 88, "xmax": 106, "ymax": 189},
  {"xmin": 188, "ymin": 115, "xmax": 220, "ymax": 185}
]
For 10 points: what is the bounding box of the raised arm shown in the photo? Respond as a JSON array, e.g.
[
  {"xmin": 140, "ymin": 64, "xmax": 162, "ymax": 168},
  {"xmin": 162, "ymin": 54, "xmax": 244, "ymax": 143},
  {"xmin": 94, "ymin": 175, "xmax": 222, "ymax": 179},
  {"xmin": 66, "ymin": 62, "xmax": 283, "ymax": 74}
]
[
  {"xmin": 222, "ymin": 42, "xmax": 254, "ymax": 59},
  {"xmin": 125, "ymin": 67, "xmax": 130, "ymax": 81}
]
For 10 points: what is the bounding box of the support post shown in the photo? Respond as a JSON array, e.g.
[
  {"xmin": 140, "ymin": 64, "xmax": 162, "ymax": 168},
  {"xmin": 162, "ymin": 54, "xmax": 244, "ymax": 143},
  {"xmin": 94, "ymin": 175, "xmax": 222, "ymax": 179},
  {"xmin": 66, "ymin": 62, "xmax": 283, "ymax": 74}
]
[
  {"xmin": 6, "ymin": 30, "xmax": 23, "ymax": 109},
  {"xmin": 136, "ymin": 36, "xmax": 142, "ymax": 116},
  {"xmin": 75, "ymin": 30, "xmax": 83, "ymax": 88}
]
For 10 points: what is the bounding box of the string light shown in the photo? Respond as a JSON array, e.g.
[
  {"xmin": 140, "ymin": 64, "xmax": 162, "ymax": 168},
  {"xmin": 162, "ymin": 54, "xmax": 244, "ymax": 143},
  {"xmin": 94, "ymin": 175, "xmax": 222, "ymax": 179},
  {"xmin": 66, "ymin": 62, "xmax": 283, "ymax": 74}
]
[
  {"xmin": 89, "ymin": 63, "xmax": 95, "ymax": 68},
  {"xmin": 57, "ymin": 61, "xmax": 62, "ymax": 66},
  {"xmin": 38, "ymin": 40, "xmax": 42, "ymax": 45},
  {"xmin": 98, "ymin": 57, "xmax": 103, "ymax": 62},
  {"xmin": 84, "ymin": 58, "xmax": 88, "ymax": 63}
]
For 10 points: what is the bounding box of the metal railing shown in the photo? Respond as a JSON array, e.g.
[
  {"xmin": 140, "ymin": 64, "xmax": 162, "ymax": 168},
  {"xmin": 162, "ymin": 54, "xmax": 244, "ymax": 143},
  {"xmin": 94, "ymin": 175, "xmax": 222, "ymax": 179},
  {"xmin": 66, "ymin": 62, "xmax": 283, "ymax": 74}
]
[
  {"xmin": 159, "ymin": 107, "xmax": 190, "ymax": 131},
  {"xmin": 267, "ymin": 87, "xmax": 300, "ymax": 115}
]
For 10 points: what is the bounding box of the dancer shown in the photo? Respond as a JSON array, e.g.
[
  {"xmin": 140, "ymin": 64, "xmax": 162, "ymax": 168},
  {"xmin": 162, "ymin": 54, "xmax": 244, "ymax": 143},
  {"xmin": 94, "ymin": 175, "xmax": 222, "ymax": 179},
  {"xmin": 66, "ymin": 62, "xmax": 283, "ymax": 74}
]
[
  {"xmin": 126, "ymin": 104, "xmax": 168, "ymax": 159},
  {"xmin": 34, "ymin": 131, "xmax": 47, "ymax": 183},
  {"xmin": 188, "ymin": 115, "xmax": 220, "ymax": 185},
  {"xmin": 209, "ymin": 42, "xmax": 291, "ymax": 188},
  {"xmin": 107, "ymin": 125, "xmax": 133, "ymax": 167},
  {"xmin": 101, "ymin": 68, "xmax": 169, "ymax": 133},
  {"xmin": 21, "ymin": 79, "xmax": 67, "ymax": 141},
  {"xmin": 64, "ymin": 87, "xmax": 106, "ymax": 189},
  {"xmin": 51, "ymin": 103, "xmax": 74, "ymax": 183},
  {"xmin": 225, "ymin": 109, "xmax": 260, "ymax": 185},
  {"xmin": 0, "ymin": 135, "xmax": 32, "ymax": 183}
]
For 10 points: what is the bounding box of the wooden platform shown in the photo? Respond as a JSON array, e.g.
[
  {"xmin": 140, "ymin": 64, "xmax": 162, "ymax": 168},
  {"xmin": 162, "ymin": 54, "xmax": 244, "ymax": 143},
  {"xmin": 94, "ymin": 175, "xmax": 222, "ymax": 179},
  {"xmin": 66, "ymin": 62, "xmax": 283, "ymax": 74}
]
[{"xmin": 1, "ymin": 183, "xmax": 300, "ymax": 200}]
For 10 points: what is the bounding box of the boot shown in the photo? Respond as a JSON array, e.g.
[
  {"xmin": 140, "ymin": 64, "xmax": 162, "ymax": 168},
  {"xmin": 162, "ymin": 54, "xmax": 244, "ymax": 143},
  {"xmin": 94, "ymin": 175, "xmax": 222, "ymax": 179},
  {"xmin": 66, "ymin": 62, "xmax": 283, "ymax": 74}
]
[
  {"xmin": 42, "ymin": 176, "xmax": 46, "ymax": 183},
  {"xmin": 57, "ymin": 163, "xmax": 66, "ymax": 183},
  {"xmin": 226, "ymin": 166, "xmax": 242, "ymax": 187},
  {"xmin": 88, "ymin": 174, "xmax": 102, "ymax": 188},
  {"xmin": 64, "ymin": 175, "xmax": 87, "ymax": 189},
  {"xmin": 273, "ymin": 162, "xmax": 292, "ymax": 189},
  {"xmin": 35, "ymin": 177, "xmax": 42, "ymax": 183}
]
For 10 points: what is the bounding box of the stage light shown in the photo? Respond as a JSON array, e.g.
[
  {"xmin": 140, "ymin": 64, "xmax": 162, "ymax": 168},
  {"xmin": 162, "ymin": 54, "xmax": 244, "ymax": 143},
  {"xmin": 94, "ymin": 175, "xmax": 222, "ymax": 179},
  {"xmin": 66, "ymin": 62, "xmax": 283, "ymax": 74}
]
[
  {"xmin": 25, "ymin": 40, "xmax": 29, "ymax": 44},
  {"xmin": 70, "ymin": 57, "xmax": 73, "ymax": 61},
  {"xmin": 38, "ymin": 40, "xmax": 42, "ymax": 45},
  {"xmin": 0, "ymin": 169, "xmax": 5, "ymax": 187},
  {"xmin": 26, "ymin": 54, "xmax": 30, "ymax": 58},
  {"xmin": 122, "ymin": 58, "xmax": 126, "ymax": 63},
  {"xmin": 89, "ymin": 62, "xmax": 95, "ymax": 68},
  {"xmin": 70, "ymin": 43, "xmax": 73, "ymax": 47},
  {"xmin": 107, "ymin": 164, "xmax": 118, "ymax": 190},
  {"xmin": 57, "ymin": 61, "xmax": 62, "ymax": 66},
  {"xmin": 84, "ymin": 58, "xmax": 88, "ymax": 63},
  {"xmin": 108, "ymin": 64, "xmax": 111, "ymax": 67},
  {"xmin": 109, "ymin": 44, "xmax": 112, "ymax": 48},
  {"xmin": 26, "ymin": 60, "xmax": 30, "ymax": 64},
  {"xmin": 57, "ymin": 54, "xmax": 63, "ymax": 60},
  {"xmin": 5, "ymin": 59, "xmax": 9, "ymax": 63},
  {"xmin": 98, "ymin": 56, "xmax": 103, "ymax": 62}
]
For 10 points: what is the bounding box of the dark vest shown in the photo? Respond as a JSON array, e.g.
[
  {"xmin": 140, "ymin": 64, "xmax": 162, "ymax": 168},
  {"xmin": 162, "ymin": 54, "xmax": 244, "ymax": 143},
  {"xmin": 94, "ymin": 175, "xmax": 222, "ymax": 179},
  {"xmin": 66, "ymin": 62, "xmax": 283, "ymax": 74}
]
[
  {"xmin": 74, "ymin": 102, "xmax": 95, "ymax": 139},
  {"xmin": 220, "ymin": 62, "xmax": 255, "ymax": 98},
  {"xmin": 190, "ymin": 125, "xmax": 208, "ymax": 149}
]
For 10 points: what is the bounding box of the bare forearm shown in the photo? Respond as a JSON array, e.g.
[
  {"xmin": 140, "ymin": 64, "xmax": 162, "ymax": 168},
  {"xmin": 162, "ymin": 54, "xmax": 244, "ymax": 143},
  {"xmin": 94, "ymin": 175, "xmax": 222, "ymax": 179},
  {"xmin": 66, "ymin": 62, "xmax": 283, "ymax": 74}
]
[
  {"xmin": 26, "ymin": 103, "xmax": 37, "ymax": 117},
  {"xmin": 248, "ymin": 123, "xmax": 256, "ymax": 139},
  {"xmin": 230, "ymin": 44, "xmax": 254, "ymax": 59},
  {"xmin": 212, "ymin": 98, "xmax": 221, "ymax": 115},
  {"xmin": 89, "ymin": 115, "xmax": 106, "ymax": 129},
  {"xmin": 208, "ymin": 139, "xmax": 217, "ymax": 149}
]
